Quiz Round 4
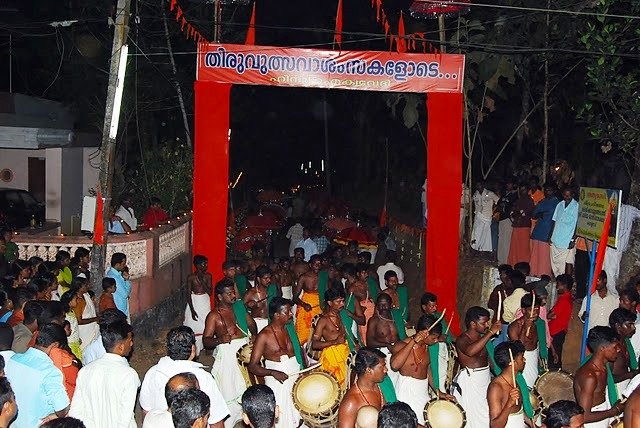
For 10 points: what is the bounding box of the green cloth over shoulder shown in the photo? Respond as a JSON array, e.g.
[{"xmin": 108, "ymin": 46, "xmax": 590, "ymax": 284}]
[
  {"xmin": 285, "ymin": 322, "xmax": 305, "ymax": 369},
  {"xmin": 235, "ymin": 275, "xmax": 248, "ymax": 298},
  {"xmin": 232, "ymin": 300, "xmax": 250, "ymax": 336}
]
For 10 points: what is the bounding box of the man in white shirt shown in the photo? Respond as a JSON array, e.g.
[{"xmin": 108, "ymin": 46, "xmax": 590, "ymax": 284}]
[
  {"xmin": 471, "ymin": 181, "xmax": 499, "ymax": 253},
  {"xmin": 376, "ymin": 250, "xmax": 405, "ymax": 289},
  {"xmin": 285, "ymin": 221, "xmax": 304, "ymax": 257},
  {"xmin": 70, "ymin": 320, "xmax": 140, "ymax": 428},
  {"xmin": 603, "ymin": 203, "xmax": 640, "ymax": 293},
  {"xmin": 579, "ymin": 271, "xmax": 619, "ymax": 332},
  {"xmin": 295, "ymin": 228, "xmax": 318, "ymax": 262},
  {"xmin": 82, "ymin": 308, "xmax": 127, "ymax": 365},
  {"xmin": 140, "ymin": 326, "xmax": 228, "ymax": 427},
  {"xmin": 143, "ymin": 372, "xmax": 200, "ymax": 428},
  {"xmin": 115, "ymin": 195, "xmax": 138, "ymax": 231}
]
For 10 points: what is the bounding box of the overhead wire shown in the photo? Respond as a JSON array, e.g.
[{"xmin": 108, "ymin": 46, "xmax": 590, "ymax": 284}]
[{"xmin": 41, "ymin": 27, "xmax": 65, "ymax": 96}]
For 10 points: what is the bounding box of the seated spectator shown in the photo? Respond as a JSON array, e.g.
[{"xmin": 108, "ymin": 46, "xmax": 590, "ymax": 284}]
[
  {"xmin": 0, "ymin": 377, "xmax": 17, "ymax": 427},
  {"xmin": 139, "ymin": 326, "xmax": 228, "ymax": 426},
  {"xmin": 170, "ymin": 389, "xmax": 210, "ymax": 428},
  {"xmin": 69, "ymin": 320, "xmax": 139, "ymax": 427},
  {"xmin": 12, "ymin": 300, "xmax": 42, "ymax": 353},
  {"xmin": 108, "ymin": 206, "xmax": 131, "ymax": 235},
  {"xmin": 115, "ymin": 196, "xmax": 138, "ymax": 231},
  {"xmin": 376, "ymin": 250, "xmax": 404, "ymax": 289},
  {"xmin": 143, "ymin": 197, "xmax": 170, "ymax": 229},
  {"xmin": 242, "ymin": 384, "xmax": 278, "ymax": 428},
  {"xmin": 6, "ymin": 323, "xmax": 70, "ymax": 427},
  {"xmin": 142, "ymin": 372, "xmax": 199, "ymax": 428}
]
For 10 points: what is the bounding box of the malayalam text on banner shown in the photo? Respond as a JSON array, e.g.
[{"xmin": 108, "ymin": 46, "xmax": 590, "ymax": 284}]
[{"xmin": 576, "ymin": 187, "xmax": 622, "ymax": 248}]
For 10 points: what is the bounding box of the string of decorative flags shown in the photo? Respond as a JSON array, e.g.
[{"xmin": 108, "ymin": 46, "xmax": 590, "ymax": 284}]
[{"xmin": 169, "ymin": 0, "xmax": 208, "ymax": 42}]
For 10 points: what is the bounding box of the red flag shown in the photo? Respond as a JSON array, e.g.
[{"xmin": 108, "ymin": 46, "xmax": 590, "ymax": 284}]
[
  {"xmin": 245, "ymin": 3, "xmax": 256, "ymax": 45},
  {"xmin": 175, "ymin": 6, "xmax": 183, "ymax": 21},
  {"xmin": 397, "ymin": 12, "xmax": 407, "ymax": 53},
  {"xmin": 93, "ymin": 190, "xmax": 104, "ymax": 245},
  {"xmin": 379, "ymin": 205, "xmax": 388, "ymax": 227},
  {"xmin": 170, "ymin": 0, "xmax": 176, "ymax": 11},
  {"xmin": 589, "ymin": 204, "xmax": 613, "ymax": 294},
  {"xmin": 334, "ymin": 0, "xmax": 343, "ymax": 48}
]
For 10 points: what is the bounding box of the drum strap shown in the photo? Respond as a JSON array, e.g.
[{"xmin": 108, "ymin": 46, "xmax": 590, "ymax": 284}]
[
  {"xmin": 398, "ymin": 286, "xmax": 409, "ymax": 322},
  {"xmin": 392, "ymin": 309, "xmax": 407, "ymax": 341},
  {"xmin": 232, "ymin": 300, "xmax": 250, "ymax": 336},
  {"xmin": 367, "ymin": 278, "xmax": 379, "ymax": 302},
  {"xmin": 267, "ymin": 283, "xmax": 278, "ymax": 310},
  {"xmin": 236, "ymin": 275, "xmax": 248, "ymax": 298},
  {"xmin": 379, "ymin": 375, "xmax": 397, "ymax": 403},
  {"xmin": 285, "ymin": 322, "xmax": 305, "ymax": 369},
  {"xmin": 515, "ymin": 372, "xmax": 535, "ymax": 418},
  {"xmin": 339, "ymin": 310, "xmax": 358, "ymax": 351},
  {"xmin": 581, "ymin": 356, "xmax": 619, "ymax": 406},
  {"xmin": 626, "ymin": 338, "xmax": 638, "ymax": 370},
  {"xmin": 318, "ymin": 271, "xmax": 329, "ymax": 308},
  {"xmin": 428, "ymin": 344, "xmax": 441, "ymax": 390},
  {"xmin": 535, "ymin": 318, "xmax": 548, "ymax": 361}
]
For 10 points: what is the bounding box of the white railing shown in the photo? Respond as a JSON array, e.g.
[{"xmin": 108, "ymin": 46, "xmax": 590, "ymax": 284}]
[{"xmin": 158, "ymin": 223, "xmax": 188, "ymax": 268}]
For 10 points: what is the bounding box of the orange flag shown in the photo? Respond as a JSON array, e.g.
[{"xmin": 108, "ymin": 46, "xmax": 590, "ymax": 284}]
[
  {"xmin": 245, "ymin": 2, "xmax": 256, "ymax": 45},
  {"xmin": 334, "ymin": 0, "xmax": 343, "ymax": 48},
  {"xmin": 589, "ymin": 203, "xmax": 612, "ymax": 294},
  {"xmin": 396, "ymin": 11, "xmax": 407, "ymax": 53}
]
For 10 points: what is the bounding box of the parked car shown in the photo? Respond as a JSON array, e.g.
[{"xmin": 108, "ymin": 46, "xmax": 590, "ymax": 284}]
[{"xmin": 0, "ymin": 188, "xmax": 45, "ymax": 229}]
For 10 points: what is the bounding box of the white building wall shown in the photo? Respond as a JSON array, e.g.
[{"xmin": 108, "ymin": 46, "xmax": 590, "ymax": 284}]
[{"xmin": 0, "ymin": 148, "xmax": 45, "ymax": 191}]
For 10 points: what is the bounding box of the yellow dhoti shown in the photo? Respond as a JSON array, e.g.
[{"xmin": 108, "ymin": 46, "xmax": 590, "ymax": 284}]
[
  {"xmin": 295, "ymin": 291, "xmax": 321, "ymax": 344},
  {"xmin": 320, "ymin": 342, "xmax": 350, "ymax": 388}
]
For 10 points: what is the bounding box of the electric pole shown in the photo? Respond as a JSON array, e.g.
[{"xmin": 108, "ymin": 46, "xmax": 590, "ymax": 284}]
[{"xmin": 90, "ymin": 0, "xmax": 131, "ymax": 292}]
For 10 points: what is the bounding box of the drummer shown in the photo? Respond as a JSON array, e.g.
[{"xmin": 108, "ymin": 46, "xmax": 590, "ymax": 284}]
[
  {"xmin": 574, "ymin": 326, "xmax": 624, "ymax": 427},
  {"xmin": 454, "ymin": 306, "xmax": 502, "ymax": 428},
  {"xmin": 248, "ymin": 297, "xmax": 303, "ymax": 428},
  {"xmin": 382, "ymin": 271, "xmax": 409, "ymax": 323},
  {"xmin": 202, "ymin": 279, "xmax": 258, "ymax": 426},
  {"xmin": 366, "ymin": 294, "xmax": 400, "ymax": 385},
  {"xmin": 244, "ymin": 266, "xmax": 280, "ymax": 332},
  {"xmin": 247, "ymin": 241, "xmax": 267, "ymax": 274},
  {"xmin": 273, "ymin": 258, "xmax": 295, "ymax": 300},
  {"xmin": 291, "ymin": 247, "xmax": 309, "ymax": 280},
  {"xmin": 487, "ymin": 340, "xmax": 528, "ymax": 428},
  {"xmin": 338, "ymin": 347, "xmax": 388, "ymax": 427},
  {"xmin": 354, "ymin": 263, "xmax": 377, "ymax": 341},
  {"xmin": 507, "ymin": 293, "xmax": 547, "ymax": 388},
  {"xmin": 390, "ymin": 314, "xmax": 449, "ymax": 425},
  {"xmin": 312, "ymin": 288, "xmax": 353, "ymax": 387},
  {"xmin": 294, "ymin": 254, "xmax": 322, "ymax": 344},
  {"xmin": 608, "ymin": 307, "xmax": 639, "ymax": 391},
  {"xmin": 421, "ymin": 292, "xmax": 453, "ymax": 393}
]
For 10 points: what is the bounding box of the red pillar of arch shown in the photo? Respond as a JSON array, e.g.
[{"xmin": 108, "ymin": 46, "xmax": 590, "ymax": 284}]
[
  {"xmin": 193, "ymin": 81, "xmax": 232, "ymax": 307},
  {"xmin": 426, "ymin": 92, "xmax": 463, "ymax": 334}
]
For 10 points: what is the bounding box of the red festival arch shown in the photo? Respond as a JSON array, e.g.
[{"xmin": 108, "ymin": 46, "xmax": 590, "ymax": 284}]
[{"xmin": 193, "ymin": 44, "xmax": 465, "ymax": 333}]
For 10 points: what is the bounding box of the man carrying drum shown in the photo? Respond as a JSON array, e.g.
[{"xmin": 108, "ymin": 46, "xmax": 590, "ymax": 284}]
[
  {"xmin": 367, "ymin": 294, "xmax": 400, "ymax": 387},
  {"xmin": 338, "ymin": 347, "xmax": 388, "ymax": 427},
  {"xmin": 294, "ymin": 255, "xmax": 323, "ymax": 344},
  {"xmin": 390, "ymin": 314, "xmax": 450, "ymax": 425},
  {"xmin": 487, "ymin": 340, "xmax": 528, "ymax": 428},
  {"xmin": 248, "ymin": 297, "xmax": 304, "ymax": 428},
  {"xmin": 454, "ymin": 306, "xmax": 502, "ymax": 428},
  {"xmin": 244, "ymin": 266, "xmax": 281, "ymax": 333},
  {"xmin": 608, "ymin": 307, "xmax": 640, "ymax": 393},
  {"xmin": 312, "ymin": 287, "xmax": 354, "ymax": 388},
  {"xmin": 203, "ymin": 279, "xmax": 257, "ymax": 426},
  {"xmin": 507, "ymin": 293, "xmax": 547, "ymax": 388}
]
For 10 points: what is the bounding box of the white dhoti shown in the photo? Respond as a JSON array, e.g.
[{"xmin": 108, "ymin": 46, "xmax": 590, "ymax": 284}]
[
  {"xmin": 184, "ymin": 293, "xmax": 211, "ymax": 354},
  {"xmin": 453, "ymin": 366, "xmax": 491, "ymax": 428},
  {"xmin": 550, "ymin": 244, "xmax": 576, "ymax": 277},
  {"xmin": 505, "ymin": 410, "xmax": 526, "ymax": 428},
  {"xmin": 265, "ymin": 356, "xmax": 301, "ymax": 428},
  {"xmin": 379, "ymin": 347, "xmax": 398, "ymax": 388},
  {"xmin": 584, "ymin": 401, "xmax": 611, "ymax": 428},
  {"xmin": 616, "ymin": 379, "xmax": 630, "ymax": 398},
  {"xmin": 522, "ymin": 347, "xmax": 539, "ymax": 388},
  {"xmin": 437, "ymin": 342, "xmax": 449, "ymax": 393},
  {"xmin": 395, "ymin": 374, "xmax": 431, "ymax": 425},
  {"xmin": 255, "ymin": 317, "xmax": 269, "ymax": 333},
  {"xmin": 471, "ymin": 213, "xmax": 493, "ymax": 252},
  {"xmin": 212, "ymin": 337, "xmax": 249, "ymax": 428},
  {"xmin": 624, "ymin": 372, "xmax": 640, "ymax": 398}
]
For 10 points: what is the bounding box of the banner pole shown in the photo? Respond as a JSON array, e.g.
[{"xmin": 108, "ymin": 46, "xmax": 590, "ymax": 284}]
[{"xmin": 580, "ymin": 240, "xmax": 598, "ymax": 362}]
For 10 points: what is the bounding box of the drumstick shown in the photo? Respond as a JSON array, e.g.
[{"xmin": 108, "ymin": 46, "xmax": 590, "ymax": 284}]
[
  {"xmin": 236, "ymin": 323, "xmax": 250, "ymax": 338},
  {"xmin": 288, "ymin": 363, "xmax": 322, "ymax": 376},
  {"xmin": 525, "ymin": 291, "xmax": 536, "ymax": 336},
  {"xmin": 444, "ymin": 312, "xmax": 454, "ymax": 335},
  {"xmin": 427, "ymin": 308, "xmax": 446, "ymax": 332},
  {"xmin": 497, "ymin": 291, "xmax": 503, "ymax": 322},
  {"xmin": 508, "ymin": 348, "xmax": 518, "ymax": 406}
]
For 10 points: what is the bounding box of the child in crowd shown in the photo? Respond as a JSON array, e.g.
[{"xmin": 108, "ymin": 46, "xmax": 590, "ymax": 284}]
[
  {"xmin": 548, "ymin": 274, "xmax": 574, "ymax": 370},
  {"xmin": 61, "ymin": 288, "xmax": 83, "ymax": 360},
  {"xmin": 99, "ymin": 277, "xmax": 117, "ymax": 313}
]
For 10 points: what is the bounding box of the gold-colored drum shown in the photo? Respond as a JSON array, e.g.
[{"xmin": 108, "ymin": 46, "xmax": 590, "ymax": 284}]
[
  {"xmin": 608, "ymin": 417, "xmax": 623, "ymax": 428},
  {"xmin": 236, "ymin": 343, "xmax": 258, "ymax": 387},
  {"xmin": 529, "ymin": 389, "xmax": 543, "ymax": 418},
  {"xmin": 423, "ymin": 399, "xmax": 466, "ymax": 428},
  {"xmin": 445, "ymin": 342, "xmax": 460, "ymax": 392},
  {"xmin": 534, "ymin": 370, "xmax": 574, "ymax": 408},
  {"xmin": 293, "ymin": 371, "xmax": 342, "ymax": 428},
  {"xmin": 346, "ymin": 350, "xmax": 358, "ymax": 388}
]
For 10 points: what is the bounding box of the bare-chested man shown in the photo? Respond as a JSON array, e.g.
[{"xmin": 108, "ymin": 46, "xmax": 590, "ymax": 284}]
[
  {"xmin": 608, "ymin": 307, "xmax": 639, "ymax": 392},
  {"xmin": 455, "ymin": 306, "xmax": 502, "ymax": 428},
  {"xmin": 244, "ymin": 266, "xmax": 280, "ymax": 332},
  {"xmin": 294, "ymin": 254, "xmax": 322, "ymax": 344},
  {"xmin": 291, "ymin": 248, "xmax": 309, "ymax": 280},
  {"xmin": 342, "ymin": 240, "xmax": 360, "ymax": 265},
  {"xmin": 344, "ymin": 264, "xmax": 376, "ymax": 343},
  {"xmin": 203, "ymin": 278, "xmax": 257, "ymax": 425},
  {"xmin": 390, "ymin": 314, "xmax": 449, "ymax": 425},
  {"xmin": 274, "ymin": 258, "xmax": 295, "ymax": 299},
  {"xmin": 625, "ymin": 381, "xmax": 640, "ymax": 427},
  {"xmin": 183, "ymin": 255, "xmax": 212, "ymax": 354},
  {"xmin": 247, "ymin": 242, "xmax": 267, "ymax": 275},
  {"xmin": 248, "ymin": 297, "xmax": 303, "ymax": 428},
  {"xmin": 508, "ymin": 293, "xmax": 544, "ymax": 388},
  {"xmin": 574, "ymin": 326, "xmax": 624, "ymax": 428},
  {"xmin": 487, "ymin": 341, "xmax": 528, "ymax": 428},
  {"xmin": 312, "ymin": 287, "xmax": 352, "ymax": 388},
  {"xmin": 367, "ymin": 294, "xmax": 399, "ymax": 382},
  {"xmin": 338, "ymin": 347, "xmax": 387, "ymax": 428}
]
